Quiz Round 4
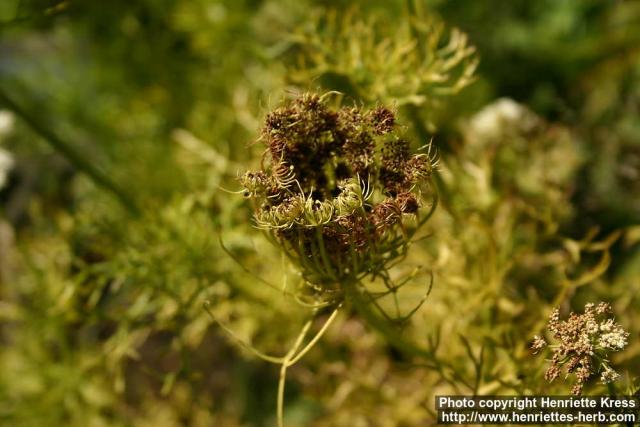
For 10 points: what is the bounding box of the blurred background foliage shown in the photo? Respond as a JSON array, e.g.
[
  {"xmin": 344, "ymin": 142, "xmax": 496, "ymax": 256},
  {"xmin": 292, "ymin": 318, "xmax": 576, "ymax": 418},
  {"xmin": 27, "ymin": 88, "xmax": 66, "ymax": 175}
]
[{"xmin": 0, "ymin": 0, "xmax": 639, "ymax": 426}]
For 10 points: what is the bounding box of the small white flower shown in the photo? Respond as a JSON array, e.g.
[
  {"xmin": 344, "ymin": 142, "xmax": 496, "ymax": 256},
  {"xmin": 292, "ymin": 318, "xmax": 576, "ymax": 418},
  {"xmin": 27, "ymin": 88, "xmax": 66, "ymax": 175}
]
[
  {"xmin": 600, "ymin": 319, "xmax": 615, "ymax": 332},
  {"xmin": 468, "ymin": 98, "xmax": 532, "ymax": 140},
  {"xmin": 600, "ymin": 367, "xmax": 621, "ymax": 384},
  {"xmin": 585, "ymin": 319, "xmax": 598, "ymax": 334}
]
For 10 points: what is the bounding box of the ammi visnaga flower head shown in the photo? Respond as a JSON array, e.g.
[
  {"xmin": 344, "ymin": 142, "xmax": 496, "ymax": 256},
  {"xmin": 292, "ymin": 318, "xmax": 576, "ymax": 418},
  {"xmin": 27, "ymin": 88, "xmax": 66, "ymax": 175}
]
[
  {"xmin": 533, "ymin": 302, "xmax": 630, "ymax": 395},
  {"xmin": 239, "ymin": 93, "xmax": 437, "ymax": 303}
]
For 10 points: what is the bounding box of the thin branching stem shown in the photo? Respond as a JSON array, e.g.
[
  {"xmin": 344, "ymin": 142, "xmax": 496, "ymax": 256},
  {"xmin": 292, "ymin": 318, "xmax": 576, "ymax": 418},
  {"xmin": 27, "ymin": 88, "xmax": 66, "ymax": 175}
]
[{"xmin": 0, "ymin": 88, "xmax": 140, "ymax": 215}]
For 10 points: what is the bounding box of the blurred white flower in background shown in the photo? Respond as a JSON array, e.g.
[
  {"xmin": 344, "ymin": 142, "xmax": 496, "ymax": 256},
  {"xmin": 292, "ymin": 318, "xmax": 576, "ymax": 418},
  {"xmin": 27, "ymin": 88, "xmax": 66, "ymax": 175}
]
[
  {"xmin": 0, "ymin": 150, "xmax": 13, "ymax": 190},
  {"xmin": 468, "ymin": 98, "xmax": 537, "ymax": 141},
  {"xmin": 0, "ymin": 110, "xmax": 15, "ymax": 190},
  {"xmin": 0, "ymin": 110, "xmax": 14, "ymax": 135}
]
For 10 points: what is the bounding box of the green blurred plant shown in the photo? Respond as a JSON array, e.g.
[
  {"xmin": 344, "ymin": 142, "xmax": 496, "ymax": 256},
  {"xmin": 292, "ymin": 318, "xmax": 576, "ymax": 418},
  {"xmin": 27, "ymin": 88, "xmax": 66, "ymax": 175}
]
[
  {"xmin": 1, "ymin": 1, "xmax": 639, "ymax": 426},
  {"xmin": 285, "ymin": 2, "xmax": 477, "ymax": 132}
]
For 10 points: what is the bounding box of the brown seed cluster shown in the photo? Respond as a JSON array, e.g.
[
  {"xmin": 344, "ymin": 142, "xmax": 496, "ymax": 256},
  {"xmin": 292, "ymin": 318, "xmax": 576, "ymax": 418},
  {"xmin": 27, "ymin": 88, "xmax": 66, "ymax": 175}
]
[
  {"xmin": 240, "ymin": 93, "xmax": 436, "ymax": 287},
  {"xmin": 533, "ymin": 302, "xmax": 629, "ymax": 395}
]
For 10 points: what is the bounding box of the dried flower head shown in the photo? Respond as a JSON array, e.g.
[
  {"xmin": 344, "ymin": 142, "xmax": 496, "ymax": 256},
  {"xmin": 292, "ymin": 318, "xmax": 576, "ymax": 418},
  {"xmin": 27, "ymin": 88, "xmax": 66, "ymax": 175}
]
[
  {"xmin": 533, "ymin": 302, "xmax": 630, "ymax": 395},
  {"xmin": 240, "ymin": 93, "xmax": 437, "ymax": 304}
]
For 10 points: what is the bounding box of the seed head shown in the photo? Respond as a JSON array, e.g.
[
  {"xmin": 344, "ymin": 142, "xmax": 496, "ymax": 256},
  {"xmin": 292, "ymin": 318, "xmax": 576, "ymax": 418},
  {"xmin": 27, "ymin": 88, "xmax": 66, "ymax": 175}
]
[{"xmin": 239, "ymin": 93, "xmax": 437, "ymax": 301}]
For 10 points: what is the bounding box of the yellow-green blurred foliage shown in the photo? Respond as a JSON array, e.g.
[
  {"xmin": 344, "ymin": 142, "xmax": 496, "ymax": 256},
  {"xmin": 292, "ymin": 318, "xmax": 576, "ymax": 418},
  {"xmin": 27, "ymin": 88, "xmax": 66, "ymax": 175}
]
[{"xmin": 1, "ymin": 0, "xmax": 639, "ymax": 426}]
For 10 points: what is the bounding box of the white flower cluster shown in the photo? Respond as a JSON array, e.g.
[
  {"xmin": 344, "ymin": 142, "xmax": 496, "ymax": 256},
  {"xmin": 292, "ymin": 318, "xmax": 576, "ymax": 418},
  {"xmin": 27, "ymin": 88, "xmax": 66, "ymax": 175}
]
[
  {"xmin": 598, "ymin": 319, "xmax": 629, "ymax": 351},
  {"xmin": 535, "ymin": 302, "xmax": 630, "ymax": 394}
]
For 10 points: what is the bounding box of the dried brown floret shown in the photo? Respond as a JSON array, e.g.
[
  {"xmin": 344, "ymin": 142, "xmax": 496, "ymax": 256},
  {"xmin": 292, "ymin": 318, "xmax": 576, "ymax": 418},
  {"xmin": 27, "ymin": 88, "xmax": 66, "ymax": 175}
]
[
  {"xmin": 371, "ymin": 199, "xmax": 402, "ymax": 232},
  {"xmin": 530, "ymin": 335, "xmax": 547, "ymax": 354},
  {"xmin": 396, "ymin": 192, "xmax": 420, "ymax": 214},
  {"xmin": 335, "ymin": 213, "xmax": 371, "ymax": 250},
  {"xmin": 368, "ymin": 106, "xmax": 396, "ymax": 135}
]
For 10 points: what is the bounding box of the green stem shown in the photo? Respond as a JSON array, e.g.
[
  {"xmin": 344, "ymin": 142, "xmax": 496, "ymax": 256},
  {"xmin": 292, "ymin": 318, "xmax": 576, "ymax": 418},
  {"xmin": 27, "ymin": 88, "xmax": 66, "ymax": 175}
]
[
  {"xmin": 277, "ymin": 321, "xmax": 311, "ymax": 427},
  {"xmin": 206, "ymin": 300, "xmax": 341, "ymax": 427},
  {"xmin": 343, "ymin": 278, "xmax": 436, "ymax": 362},
  {"xmin": 288, "ymin": 305, "xmax": 341, "ymax": 366},
  {"xmin": 343, "ymin": 278, "xmax": 473, "ymax": 390},
  {"xmin": 0, "ymin": 88, "xmax": 140, "ymax": 215}
]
